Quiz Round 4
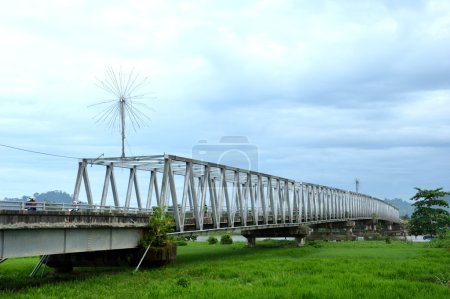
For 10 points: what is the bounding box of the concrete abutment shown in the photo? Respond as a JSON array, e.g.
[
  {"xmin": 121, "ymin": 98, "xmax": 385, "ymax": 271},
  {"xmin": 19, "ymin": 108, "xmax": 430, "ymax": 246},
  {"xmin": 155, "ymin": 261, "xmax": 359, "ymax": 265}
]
[{"xmin": 44, "ymin": 244, "xmax": 177, "ymax": 273}]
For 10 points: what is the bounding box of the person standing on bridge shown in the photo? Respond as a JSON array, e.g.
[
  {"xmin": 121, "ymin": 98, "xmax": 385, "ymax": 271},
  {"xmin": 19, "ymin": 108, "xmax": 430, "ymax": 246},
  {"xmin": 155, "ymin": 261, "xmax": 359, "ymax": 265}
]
[{"xmin": 25, "ymin": 196, "xmax": 37, "ymax": 211}]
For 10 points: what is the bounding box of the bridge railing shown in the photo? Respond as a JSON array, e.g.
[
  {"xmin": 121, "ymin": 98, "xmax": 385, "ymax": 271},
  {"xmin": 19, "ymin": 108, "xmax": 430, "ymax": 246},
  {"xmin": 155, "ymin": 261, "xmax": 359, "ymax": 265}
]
[{"xmin": 0, "ymin": 200, "xmax": 152, "ymax": 214}]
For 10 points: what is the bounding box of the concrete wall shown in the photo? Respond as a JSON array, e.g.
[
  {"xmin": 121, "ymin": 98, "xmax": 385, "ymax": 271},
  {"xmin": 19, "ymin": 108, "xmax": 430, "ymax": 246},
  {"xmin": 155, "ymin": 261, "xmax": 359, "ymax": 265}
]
[
  {"xmin": 0, "ymin": 211, "xmax": 150, "ymax": 259},
  {"xmin": 1, "ymin": 227, "xmax": 143, "ymax": 259},
  {"xmin": 0, "ymin": 210, "xmax": 149, "ymax": 229}
]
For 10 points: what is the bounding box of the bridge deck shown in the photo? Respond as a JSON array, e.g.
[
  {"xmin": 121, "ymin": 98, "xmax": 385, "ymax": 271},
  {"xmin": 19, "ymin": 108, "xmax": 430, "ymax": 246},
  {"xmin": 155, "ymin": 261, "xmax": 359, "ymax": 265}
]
[{"xmin": 1, "ymin": 210, "xmax": 398, "ymax": 259}]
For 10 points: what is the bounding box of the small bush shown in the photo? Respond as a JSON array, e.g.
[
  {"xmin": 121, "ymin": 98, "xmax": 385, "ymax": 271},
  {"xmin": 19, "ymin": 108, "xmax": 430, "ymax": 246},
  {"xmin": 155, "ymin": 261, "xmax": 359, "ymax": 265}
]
[
  {"xmin": 385, "ymin": 236, "xmax": 391, "ymax": 244},
  {"xmin": 428, "ymin": 231, "xmax": 450, "ymax": 249},
  {"xmin": 207, "ymin": 236, "xmax": 218, "ymax": 245},
  {"xmin": 176, "ymin": 277, "xmax": 190, "ymax": 288},
  {"xmin": 185, "ymin": 234, "xmax": 198, "ymax": 241},
  {"xmin": 220, "ymin": 234, "xmax": 233, "ymax": 244},
  {"xmin": 306, "ymin": 240, "xmax": 322, "ymax": 248},
  {"xmin": 140, "ymin": 206, "xmax": 174, "ymax": 248},
  {"xmin": 175, "ymin": 237, "xmax": 187, "ymax": 246}
]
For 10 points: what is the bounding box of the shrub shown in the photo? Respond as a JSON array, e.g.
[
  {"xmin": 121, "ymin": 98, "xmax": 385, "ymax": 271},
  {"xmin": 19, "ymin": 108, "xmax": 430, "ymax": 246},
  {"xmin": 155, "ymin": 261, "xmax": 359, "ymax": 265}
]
[
  {"xmin": 176, "ymin": 277, "xmax": 190, "ymax": 288},
  {"xmin": 306, "ymin": 240, "xmax": 322, "ymax": 248},
  {"xmin": 140, "ymin": 206, "xmax": 174, "ymax": 248},
  {"xmin": 185, "ymin": 234, "xmax": 198, "ymax": 241},
  {"xmin": 385, "ymin": 236, "xmax": 391, "ymax": 244},
  {"xmin": 220, "ymin": 234, "xmax": 233, "ymax": 244},
  {"xmin": 207, "ymin": 236, "xmax": 218, "ymax": 245},
  {"xmin": 175, "ymin": 237, "xmax": 188, "ymax": 246},
  {"xmin": 428, "ymin": 230, "xmax": 450, "ymax": 249}
]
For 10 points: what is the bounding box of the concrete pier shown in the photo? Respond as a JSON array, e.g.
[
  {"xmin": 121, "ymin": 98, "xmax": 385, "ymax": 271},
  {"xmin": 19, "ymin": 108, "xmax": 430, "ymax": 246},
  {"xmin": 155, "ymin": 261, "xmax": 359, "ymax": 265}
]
[{"xmin": 241, "ymin": 225, "xmax": 310, "ymax": 247}]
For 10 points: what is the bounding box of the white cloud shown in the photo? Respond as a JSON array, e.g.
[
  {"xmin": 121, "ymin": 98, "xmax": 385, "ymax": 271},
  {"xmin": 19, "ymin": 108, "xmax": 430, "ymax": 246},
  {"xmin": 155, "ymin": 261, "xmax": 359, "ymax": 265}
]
[{"xmin": 0, "ymin": 0, "xmax": 449, "ymax": 200}]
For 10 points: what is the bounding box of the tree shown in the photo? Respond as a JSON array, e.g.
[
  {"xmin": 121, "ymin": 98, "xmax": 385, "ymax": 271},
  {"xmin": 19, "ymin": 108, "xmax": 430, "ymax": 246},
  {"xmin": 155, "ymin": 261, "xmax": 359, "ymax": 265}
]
[
  {"xmin": 408, "ymin": 188, "xmax": 450, "ymax": 236},
  {"xmin": 400, "ymin": 214, "xmax": 410, "ymax": 221},
  {"xmin": 139, "ymin": 206, "xmax": 174, "ymax": 248}
]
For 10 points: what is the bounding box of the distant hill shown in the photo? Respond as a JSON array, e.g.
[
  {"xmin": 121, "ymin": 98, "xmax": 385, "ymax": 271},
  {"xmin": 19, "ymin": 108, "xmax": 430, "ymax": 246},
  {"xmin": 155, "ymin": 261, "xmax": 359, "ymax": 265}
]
[
  {"xmin": 384, "ymin": 198, "xmax": 415, "ymax": 218},
  {"xmin": 385, "ymin": 195, "xmax": 450, "ymax": 218},
  {"xmin": 2, "ymin": 190, "xmax": 72, "ymax": 204}
]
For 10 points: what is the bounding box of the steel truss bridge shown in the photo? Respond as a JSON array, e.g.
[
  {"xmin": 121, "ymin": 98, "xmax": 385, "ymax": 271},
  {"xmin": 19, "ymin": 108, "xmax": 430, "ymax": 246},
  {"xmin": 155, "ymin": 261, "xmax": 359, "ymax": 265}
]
[
  {"xmin": 0, "ymin": 154, "xmax": 400, "ymax": 260},
  {"xmin": 72, "ymin": 154, "xmax": 399, "ymax": 230}
]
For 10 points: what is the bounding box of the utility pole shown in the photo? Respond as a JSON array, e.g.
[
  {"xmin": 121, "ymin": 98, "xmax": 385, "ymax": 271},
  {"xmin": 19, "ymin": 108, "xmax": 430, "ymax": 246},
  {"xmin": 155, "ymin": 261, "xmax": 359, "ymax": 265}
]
[{"xmin": 355, "ymin": 178, "xmax": 360, "ymax": 193}]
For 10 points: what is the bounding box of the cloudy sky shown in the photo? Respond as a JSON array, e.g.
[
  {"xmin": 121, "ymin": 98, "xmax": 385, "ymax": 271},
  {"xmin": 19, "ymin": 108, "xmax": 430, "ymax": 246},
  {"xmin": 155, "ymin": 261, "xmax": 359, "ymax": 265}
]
[{"xmin": 1, "ymin": 0, "xmax": 449, "ymax": 202}]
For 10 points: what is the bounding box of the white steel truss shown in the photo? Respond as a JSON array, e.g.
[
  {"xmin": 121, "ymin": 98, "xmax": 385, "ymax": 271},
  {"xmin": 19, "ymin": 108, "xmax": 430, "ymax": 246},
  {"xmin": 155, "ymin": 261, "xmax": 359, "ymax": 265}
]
[{"xmin": 72, "ymin": 154, "xmax": 400, "ymax": 232}]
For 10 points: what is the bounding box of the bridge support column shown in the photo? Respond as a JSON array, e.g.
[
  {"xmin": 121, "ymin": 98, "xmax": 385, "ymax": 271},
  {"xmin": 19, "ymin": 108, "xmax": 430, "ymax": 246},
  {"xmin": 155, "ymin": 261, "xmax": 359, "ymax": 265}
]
[
  {"xmin": 241, "ymin": 225, "xmax": 310, "ymax": 248},
  {"xmin": 44, "ymin": 245, "xmax": 177, "ymax": 272},
  {"xmin": 345, "ymin": 221, "xmax": 355, "ymax": 241},
  {"xmin": 295, "ymin": 236, "xmax": 305, "ymax": 247},
  {"xmin": 245, "ymin": 236, "xmax": 256, "ymax": 248}
]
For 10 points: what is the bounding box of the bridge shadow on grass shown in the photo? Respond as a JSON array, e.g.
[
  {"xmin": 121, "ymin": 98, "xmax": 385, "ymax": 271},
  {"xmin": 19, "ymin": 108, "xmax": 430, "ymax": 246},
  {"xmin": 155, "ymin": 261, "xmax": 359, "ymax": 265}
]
[
  {"xmin": 0, "ymin": 266, "xmax": 129, "ymax": 293},
  {"xmin": 0, "ymin": 240, "xmax": 305, "ymax": 293},
  {"xmin": 174, "ymin": 240, "xmax": 305, "ymax": 266}
]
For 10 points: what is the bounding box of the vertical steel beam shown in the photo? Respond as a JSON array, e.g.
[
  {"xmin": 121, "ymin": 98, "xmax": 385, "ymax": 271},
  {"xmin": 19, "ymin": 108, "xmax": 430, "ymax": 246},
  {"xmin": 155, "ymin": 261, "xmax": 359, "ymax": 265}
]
[
  {"xmin": 208, "ymin": 176, "xmax": 220, "ymax": 229},
  {"xmin": 237, "ymin": 174, "xmax": 245, "ymax": 226},
  {"xmin": 110, "ymin": 166, "xmax": 119, "ymax": 207},
  {"xmin": 188, "ymin": 163, "xmax": 200, "ymax": 229},
  {"xmin": 333, "ymin": 190, "xmax": 337, "ymax": 219},
  {"xmin": 308, "ymin": 186, "xmax": 313, "ymax": 221},
  {"xmin": 313, "ymin": 186, "xmax": 319, "ymax": 221},
  {"xmin": 285, "ymin": 182, "xmax": 290, "ymax": 223},
  {"xmin": 133, "ymin": 167, "xmax": 142, "ymax": 209},
  {"xmin": 232, "ymin": 171, "xmax": 241, "ymax": 226},
  {"xmin": 82, "ymin": 162, "xmax": 93, "ymax": 205},
  {"xmin": 337, "ymin": 191, "xmax": 341, "ymax": 219},
  {"xmin": 217, "ymin": 169, "xmax": 225, "ymax": 222},
  {"xmin": 167, "ymin": 161, "xmax": 181, "ymax": 231},
  {"xmin": 277, "ymin": 179, "xmax": 285, "ymax": 224},
  {"xmin": 125, "ymin": 168, "xmax": 135, "ymax": 208},
  {"xmin": 211, "ymin": 176, "xmax": 221, "ymax": 228},
  {"xmin": 100, "ymin": 165, "xmax": 112, "ymax": 207},
  {"xmin": 146, "ymin": 171, "xmax": 155, "ymax": 209},
  {"xmin": 293, "ymin": 185, "xmax": 298, "ymax": 223},
  {"xmin": 268, "ymin": 178, "xmax": 276, "ymax": 224},
  {"xmin": 258, "ymin": 175, "xmax": 268, "ymax": 224},
  {"xmin": 199, "ymin": 168, "xmax": 209, "ymax": 229},
  {"xmin": 180, "ymin": 165, "xmax": 191, "ymax": 229},
  {"xmin": 248, "ymin": 173, "xmax": 257, "ymax": 225},
  {"xmin": 319, "ymin": 187, "xmax": 323, "ymax": 220},
  {"xmin": 328, "ymin": 190, "xmax": 332, "ymax": 220},
  {"xmin": 72, "ymin": 162, "xmax": 84, "ymax": 203},
  {"xmin": 159, "ymin": 159, "xmax": 170, "ymax": 211},
  {"xmin": 302, "ymin": 185, "xmax": 307, "ymax": 222},
  {"xmin": 320, "ymin": 187, "xmax": 324, "ymax": 220},
  {"xmin": 299, "ymin": 186, "xmax": 304, "ymax": 223},
  {"xmin": 331, "ymin": 190, "xmax": 334, "ymax": 219},
  {"xmin": 347, "ymin": 192, "xmax": 351, "ymax": 218},
  {"xmin": 220, "ymin": 168, "xmax": 232, "ymax": 227}
]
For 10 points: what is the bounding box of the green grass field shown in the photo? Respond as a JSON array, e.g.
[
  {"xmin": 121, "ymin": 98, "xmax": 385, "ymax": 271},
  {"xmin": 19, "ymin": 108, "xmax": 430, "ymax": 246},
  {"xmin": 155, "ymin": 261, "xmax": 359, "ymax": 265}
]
[{"xmin": 1, "ymin": 240, "xmax": 449, "ymax": 298}]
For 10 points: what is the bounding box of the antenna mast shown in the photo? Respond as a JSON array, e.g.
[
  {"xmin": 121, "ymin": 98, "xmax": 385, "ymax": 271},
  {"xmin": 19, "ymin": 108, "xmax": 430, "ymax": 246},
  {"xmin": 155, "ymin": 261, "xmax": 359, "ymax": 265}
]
[
  {"xmin": 91, "ymin": 68, "xmax": 152, "ymax": 159},
  {"xmin": 355, "ymin": 178, "xmax": 360, "ymax": 193}
]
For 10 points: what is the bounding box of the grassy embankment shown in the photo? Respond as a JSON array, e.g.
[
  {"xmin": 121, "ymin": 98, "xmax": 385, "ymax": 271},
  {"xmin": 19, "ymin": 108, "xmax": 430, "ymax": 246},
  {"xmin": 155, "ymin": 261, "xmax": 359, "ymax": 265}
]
[{"xmin": 0, "ymin": 240, "xmax": 449, "ymax": 299}]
